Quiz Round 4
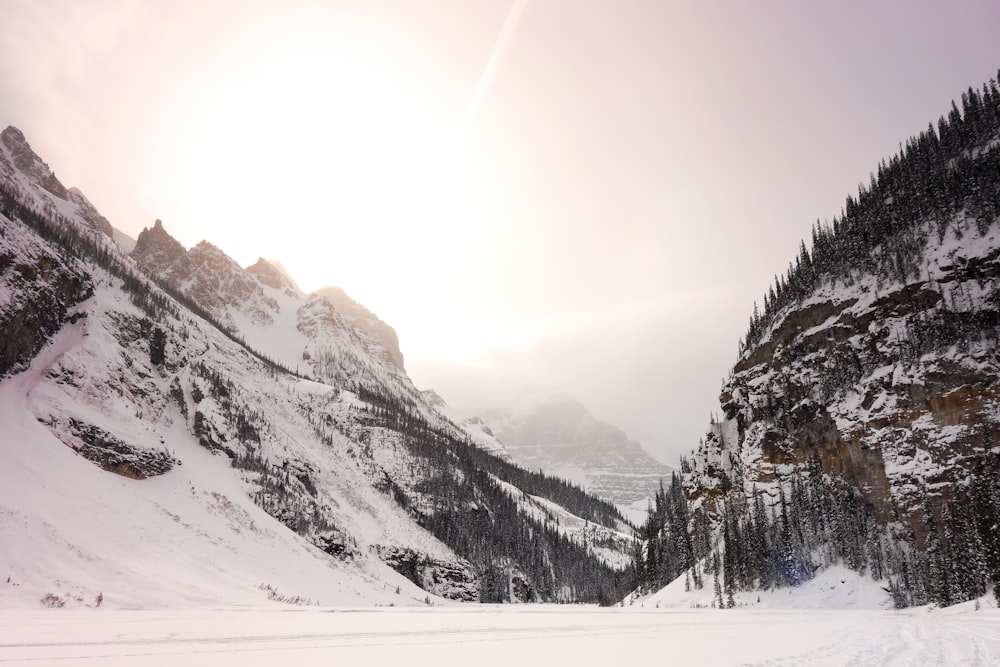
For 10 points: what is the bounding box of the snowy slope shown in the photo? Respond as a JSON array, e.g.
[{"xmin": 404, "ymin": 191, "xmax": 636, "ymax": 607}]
[
  {"xmin": 632, "ymin": 565, "xmax": 894, "ymax": 611},
  {"xmin": 0, "ymin": 363, "xmax": 431, "ymax": 609}
]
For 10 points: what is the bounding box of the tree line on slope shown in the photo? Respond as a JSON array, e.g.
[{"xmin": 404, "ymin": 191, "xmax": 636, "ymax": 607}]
[
  {"xmin": 355, "ymin": 385, "xmax": 628, "ymax": 529},
  {"xmin": 636, "ymin": 457, "xmax": 1000, "ymax": 608},
  {"xmin": 743, "ymin": 70, "xmax": 1000, "ymax": 354},
  {"xmin": 355, "ymin": 385, "xmax": 634, "ymax": 604}
]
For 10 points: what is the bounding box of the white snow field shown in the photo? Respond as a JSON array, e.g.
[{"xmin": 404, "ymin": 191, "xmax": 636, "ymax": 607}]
[{"xmin": 1, "ymin": 605, "xmax": 998, "ymax": 666}]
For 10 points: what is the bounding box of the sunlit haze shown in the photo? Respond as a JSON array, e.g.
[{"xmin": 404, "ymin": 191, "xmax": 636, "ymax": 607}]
[{"xmin": 2, "ymin": 0, "xmax": 999, "ymax": 464}]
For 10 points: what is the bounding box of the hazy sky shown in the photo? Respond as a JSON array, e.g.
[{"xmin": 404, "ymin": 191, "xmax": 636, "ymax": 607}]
[{"xmin": 2, "ymin": 1, "xmax": 999, "ymax": 465}]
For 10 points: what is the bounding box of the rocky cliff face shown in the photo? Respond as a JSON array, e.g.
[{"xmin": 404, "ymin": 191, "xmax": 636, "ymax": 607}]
[
  {"xmin": 483, "ymin": 393, "xmax": 673, "ymax": 510},
  {"xmin": 682, "ymin": 80, "xmax": 1000, "ymax": 559},
  {"xmin": 131, "ymin": 224, "xmax": 280, "ymax": 333},
  {"xmin": 131, "ymin": 219, "xmax": 191, "ymax": 281},
  {"xmin": 686, "ymin": 216, "xmax": 1000, "ymax": 544},
  {"xmin": 0, "ymin": 221, "xmax": 93, "ymax": 378},
  {"xmin": 313, "ymin": 286, "xmax": 405, "ymax": 371}
]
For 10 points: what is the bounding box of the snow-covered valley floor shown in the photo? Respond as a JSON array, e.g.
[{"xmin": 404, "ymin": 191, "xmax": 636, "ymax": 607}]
[{"xmin": 2, "ymin": 605, "xmax": 998, "ymax": 666}]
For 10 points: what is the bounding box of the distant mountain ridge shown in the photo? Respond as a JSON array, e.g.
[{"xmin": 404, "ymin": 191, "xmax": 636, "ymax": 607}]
[{"xmin": 482, "ymin": 392, "xmax": 673, "ymax": 511}]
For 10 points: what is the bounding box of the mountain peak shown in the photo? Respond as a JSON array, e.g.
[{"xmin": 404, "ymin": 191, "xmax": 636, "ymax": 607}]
[
  {"xmin": 134, "ymin": 218, "xmax": 181, "ymax": 247},
  {"xmin": 0, "ymin": 126, "xmax": 114, "ymax": 240},
  {"xmin": 246, "ymin": 257, "xmax": 299, "ymax": 293},
  {"xmin": 191, "ymin": 240, "xmax": 231, "ymax": 260},
  {"xmin": 420, "ymin": 389, "xmax": 447, "ymax": 408},
  {"xmin": 2, "ymin": 125, "xmax": 25, "ymax": 143},
  {"xmin": 313, "ymin": 286, "xmax": 405, "ymax": 371},
  {"xmin": 131, "ymin": 219, "xmax": 192, "ymax": 285},
  {"xmin": 482, "ymin": 393, "xmax": 673, "ymax": 509},
  {"xmin": 1, "ymin": 124, "xmax": 68, "ymax": 200}
]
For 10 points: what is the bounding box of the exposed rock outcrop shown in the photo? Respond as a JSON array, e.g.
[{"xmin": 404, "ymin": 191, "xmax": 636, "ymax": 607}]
[
  {"xmin": 375, "ymin": 546, "xmax": 479, "ymax": 601},
  {"xmin": 0, "ymin": 240, "xmax": 93, "ymax": 379},
  {"xmin": 44, "ymin": 417, "xmax": 178, "ymax": 479}
]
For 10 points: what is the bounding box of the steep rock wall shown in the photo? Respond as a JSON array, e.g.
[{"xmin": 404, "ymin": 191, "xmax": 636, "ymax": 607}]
[{"xmin": 686, "ymin": 216, "xmax": 1000, "ymax": 544}]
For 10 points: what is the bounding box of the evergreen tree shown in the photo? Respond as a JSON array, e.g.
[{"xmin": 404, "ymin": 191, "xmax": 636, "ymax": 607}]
[{"xmin": 149, "ymin": 326, "xmax": 166, "ymax": 366}]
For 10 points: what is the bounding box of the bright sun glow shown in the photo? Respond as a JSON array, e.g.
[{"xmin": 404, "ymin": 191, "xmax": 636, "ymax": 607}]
[{"xmin": 154, "ymin": 15, "xmax": 475, "ymax": 310}]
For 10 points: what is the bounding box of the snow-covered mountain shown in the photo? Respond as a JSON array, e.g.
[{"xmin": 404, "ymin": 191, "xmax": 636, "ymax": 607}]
[
  {"xmin": 481, "ymin": 392, "xmax": 673, "ymax": 514},
  {"xmin": 634, "ymin": 77, "xmax": 1000, "ymax": 609},
  {"xmin": 0, "ymin": 126, "xmax": 633, "ymax": 607}
]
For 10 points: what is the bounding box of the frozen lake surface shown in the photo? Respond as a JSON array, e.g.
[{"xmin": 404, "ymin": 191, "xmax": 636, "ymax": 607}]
[{"xmin": 2, "ymin": 605, "xmax": 998, "ymax": 666}]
